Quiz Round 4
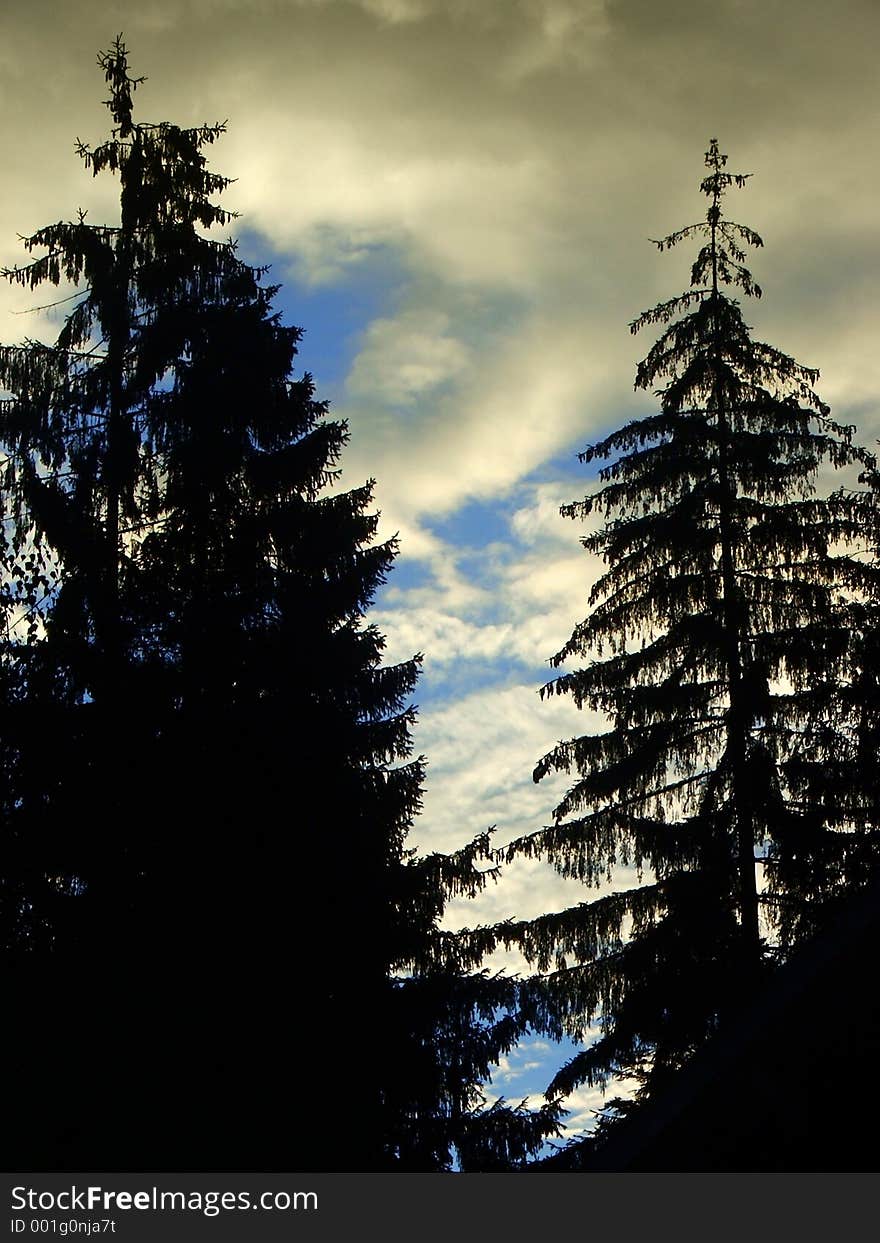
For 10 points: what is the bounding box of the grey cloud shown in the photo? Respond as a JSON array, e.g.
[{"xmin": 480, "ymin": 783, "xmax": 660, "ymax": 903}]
[{"xmin": 2, "ymin": 0, "xmax": 875, "ymax": 525}]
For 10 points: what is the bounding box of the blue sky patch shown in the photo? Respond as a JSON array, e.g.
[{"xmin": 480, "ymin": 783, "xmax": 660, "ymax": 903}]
[
  {"xmin": 426, "ymin": 496, "xmax": 515, "ymax": 549},
  {"xmin": 236, "ymin": 228, "xmax": 408, "ymax": 401}
]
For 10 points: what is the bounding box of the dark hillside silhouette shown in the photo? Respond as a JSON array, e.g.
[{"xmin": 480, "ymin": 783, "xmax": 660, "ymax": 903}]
[{"xmin": 537, "ymin": 880, "xmax": 880, "ymax": 1171}]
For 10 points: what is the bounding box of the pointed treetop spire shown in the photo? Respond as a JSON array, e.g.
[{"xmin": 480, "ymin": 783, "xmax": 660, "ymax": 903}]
[
  {"xmin": 701, "ymin": 137, "xmax": 753, "ymax": 226},
  {"xmin": 98, "ymin": 35, "xmax": 145, "ymax": 139},
  {"xmin": 637, "ymin": 139, "xmax": 764, "ymax": 327}
]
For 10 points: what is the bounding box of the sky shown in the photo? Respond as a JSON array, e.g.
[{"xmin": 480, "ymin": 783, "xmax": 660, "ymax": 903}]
[{"xmin": 1, "ymin": 0, "xmax": 879, "ymax": 1145}]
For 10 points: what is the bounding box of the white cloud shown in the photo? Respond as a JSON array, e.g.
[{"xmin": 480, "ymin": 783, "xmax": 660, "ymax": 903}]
[
  {"xmin": 510, "ymin": 482, "xmax": 592, "ymax": 548},
  {"xmin": 411, "ymin": 680, "xmax": 596, "ymax": 856},
  {"xmin": 561, "ymin": 1076, "xmax": 641, "ymax": 1137},
  {"xmin": 371, "ymin": 479, "xmax": 605, "ymax": 677},
  {"xmin": 347, "ymin": 310, "xmax": 471, "ymax": 405},
  {"xmin": 342, "ymin": 312, "xmax": 636, "ymax": 530},
  {"xmin": 409, "ymin": 676, "xmax": 646, "ymax": 976}
]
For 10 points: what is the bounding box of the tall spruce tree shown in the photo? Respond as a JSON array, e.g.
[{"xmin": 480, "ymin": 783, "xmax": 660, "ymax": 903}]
[
  {"xmin": 490, "ymin": 140, "xmax": 876, "ymax": 1120},
  {"xmin": 0, "ymin": 38, "xmax": 558, "ymax": 1171}
]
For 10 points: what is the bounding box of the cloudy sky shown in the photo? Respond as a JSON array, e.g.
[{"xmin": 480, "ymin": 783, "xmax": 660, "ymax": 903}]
[{"xmin": 2, "ymin": 0, "xmax": 878, "ymax": 1140}]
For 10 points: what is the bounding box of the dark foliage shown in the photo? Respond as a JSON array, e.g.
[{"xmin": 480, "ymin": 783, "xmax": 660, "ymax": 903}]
[
  {"xmin": 489, "ymin": 140, "xmax": 879, "ymax": 1127},
  {"xmin": 0, "ymin": 39, "xmax": 559, "ymax": 1171}
]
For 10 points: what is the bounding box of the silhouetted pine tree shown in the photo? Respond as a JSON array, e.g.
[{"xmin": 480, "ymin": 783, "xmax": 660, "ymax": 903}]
[
  {"xmin": 490, "ymin": 141, "xmax": 876, "ymax": 1118},
  {"xmin": 0, "ymin": 38, "xmax": 559, "ymax": 1171},
  {"xmin": 0, "ymin": 40, "xmax": 246, "ymax": 959}
]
